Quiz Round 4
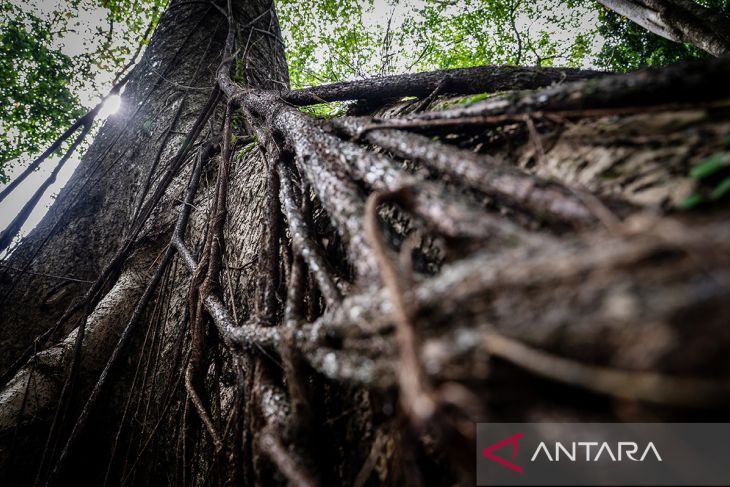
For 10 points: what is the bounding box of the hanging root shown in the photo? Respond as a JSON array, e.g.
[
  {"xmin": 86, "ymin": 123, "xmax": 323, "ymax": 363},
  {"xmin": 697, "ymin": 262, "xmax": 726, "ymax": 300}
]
[
  {"xmin": 278, "ymin": 163, "xmax": 343, "ymax": 306},
  {"xmin": 183, "ymin": 105, "xmax": 234, "ymax": 456},
  {"xmin": 365, "ymin": 189, "xmax": 436, "ymax": 423},
  {"xmin": 259, "ymin": 425, "xmax": 318, "ymax": 487},
  {"xmin": 183, "ymin": 368, "xmax": 224, "ymax": 451}
]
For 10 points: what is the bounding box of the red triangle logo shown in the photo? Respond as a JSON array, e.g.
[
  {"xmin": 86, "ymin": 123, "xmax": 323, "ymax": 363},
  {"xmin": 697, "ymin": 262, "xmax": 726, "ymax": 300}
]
[{"xmin": 482, "ymin": 432, "xmax": 524, "ymax": 474}]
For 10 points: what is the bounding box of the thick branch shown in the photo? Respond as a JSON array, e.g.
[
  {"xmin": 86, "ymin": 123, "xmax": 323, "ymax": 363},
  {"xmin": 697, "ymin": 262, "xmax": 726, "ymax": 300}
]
[
  {"xmin": 282, "ymin": 65, "xmax": 608, "ymax": 105},
  {"xmin": 401, "ymin": 56, "xmax": 730, "ymax": 124}
]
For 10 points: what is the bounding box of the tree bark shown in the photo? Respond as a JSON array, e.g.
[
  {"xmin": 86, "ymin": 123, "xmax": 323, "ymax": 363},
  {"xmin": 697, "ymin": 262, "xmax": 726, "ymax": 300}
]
[
  {"xmin": 598, "ymin": 0, "xmax": 730, "ymax": 56},
  {"xmin": 0, "ymin": 0, "xmax": 288, "ymax": 484},
  {"xmin": 282, "ymin": 65, "xmax": 608, "ymax": 105}
]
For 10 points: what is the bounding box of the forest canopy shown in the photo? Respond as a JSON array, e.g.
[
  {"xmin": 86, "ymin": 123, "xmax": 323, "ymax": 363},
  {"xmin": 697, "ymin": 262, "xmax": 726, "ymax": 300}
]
[{"xmin": 1, "ymin": 0, "xmax": 724, "ymax": 183}]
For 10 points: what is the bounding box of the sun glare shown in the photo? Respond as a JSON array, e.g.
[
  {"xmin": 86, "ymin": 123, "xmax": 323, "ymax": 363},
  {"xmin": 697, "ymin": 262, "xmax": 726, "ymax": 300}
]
[{"xmin": 100, "ymin": 94, "xmax": 122, "ymax": 117}]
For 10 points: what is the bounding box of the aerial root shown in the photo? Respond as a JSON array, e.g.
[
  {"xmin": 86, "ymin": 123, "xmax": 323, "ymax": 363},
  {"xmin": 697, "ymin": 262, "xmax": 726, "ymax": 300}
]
[
  {"xmin": 336, "ymin": 117, "xmax": 600, "ymax": 226},
  {"xmin": 259, "ymin": 425, "xmax": 318, "ymax": 487},
  {"xmin": 278, "ymin": 162, "xmax": 343, "ymax": 306},
  {"xmin": 184, "ymin": 367, "xmax": 224, "ymax": 452},
  {"xmin": 365, "ymin": 188, "xmax": 437, "ymax": 424},
  {"xmin": 365, "ymin": 189, "xmax": 481, "ymax": 427},
  {"xmin": 6, "ymin": 44, "xmax": 730, "ymax": 487},
  {"xmin": 365, "ymin": 189, "xmax": 481, "ymax": 484},
  {"xmin": 183, "ymin": 104, "xmax": 232, "ymax": 457}
]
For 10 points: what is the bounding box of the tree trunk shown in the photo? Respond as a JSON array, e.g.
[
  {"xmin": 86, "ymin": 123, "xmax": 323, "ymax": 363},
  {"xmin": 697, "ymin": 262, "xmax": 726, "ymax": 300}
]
[
  {"xmin": 0, "ymin": 0, "xmax": 288, "ymax": 484},
  {"xmin": 1, "ymin": 1, "xmax": 730, "ymax": 486},
  {"xmin": 598, "ymin": 0, "xmax": 730, "ymax": 56}
]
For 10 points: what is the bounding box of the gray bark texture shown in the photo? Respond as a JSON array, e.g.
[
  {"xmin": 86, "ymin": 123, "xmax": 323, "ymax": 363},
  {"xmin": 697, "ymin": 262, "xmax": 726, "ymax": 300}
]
[
  {"xmin": 598, "ymin": 0, "xmax": 730, "ymax": 56},
  {"xmin": 1, "ymin": 0, "xmax": 729, "ymax": 486}
]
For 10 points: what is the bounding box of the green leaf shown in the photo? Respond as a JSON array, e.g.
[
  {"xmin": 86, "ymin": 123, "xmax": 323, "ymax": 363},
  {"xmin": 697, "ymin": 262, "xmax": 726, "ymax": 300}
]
[
  {"xmin": 710, "ymin": 177, "xmax": 730, "ymax": 200},
  {"xmin": 677, "ymin": 193, "xmax": 705, "ymax": 210},
  {"xmin": 690, "ymin": 153, "xmax": 727, "ymax": 179}
]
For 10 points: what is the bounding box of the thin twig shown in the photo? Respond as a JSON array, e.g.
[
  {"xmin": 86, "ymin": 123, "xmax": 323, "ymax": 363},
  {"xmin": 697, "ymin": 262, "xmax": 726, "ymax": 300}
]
[
  {"xmin": 353, "ymin": 430, "xmax": 386, "ymax": 487},
  {"xmin": 413, "ymin": 77, "xmax": 448, "ymax": 113},
  {"xmin": 0, "ymin": 264, "xmax": 94, "ymax": 284}
]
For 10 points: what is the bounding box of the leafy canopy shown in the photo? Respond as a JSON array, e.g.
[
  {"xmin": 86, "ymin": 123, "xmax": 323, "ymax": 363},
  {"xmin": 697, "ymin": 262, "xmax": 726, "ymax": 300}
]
[
  {"xmin": 594, "ymin": 0, "xmax": 730, "ymax": 70},
  {"xmin": 2, "ymin": 0, "xmax": 727, "ymax": 181},
  {"xmin": 0, "ymin": 3, "xmax": 84, "ymax": 183},
  {"xmin": 0, "ymin": 0, "xmax": 164, "ymax": 182},
  {"xmin": 277, "ymin": 0, "xmax": 598, "ymax": 89}
]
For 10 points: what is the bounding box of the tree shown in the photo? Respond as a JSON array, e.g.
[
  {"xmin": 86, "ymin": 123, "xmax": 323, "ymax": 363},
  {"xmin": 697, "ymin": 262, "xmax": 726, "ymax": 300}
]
[
  {"xmin": 1, "ymin": 0, "xmax": 729, "ymax": 485},
  {"xmin": 0, "ymin": 3, "xmax": 85, "ymax": 183},
  {"xmin": 0, "ymin": 0, "xmax": 166, "ymax": 182},
  {"xmin": 594, "ymin": 2, "xmax": 712, "ymax": 70},
  {"xmin": 597, "ymin": 0, "xmax": 730, "ymax": 56}
]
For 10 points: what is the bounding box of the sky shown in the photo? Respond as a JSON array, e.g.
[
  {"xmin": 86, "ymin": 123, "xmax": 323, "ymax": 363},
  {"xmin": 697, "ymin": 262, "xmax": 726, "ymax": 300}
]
[
  {"xmin": 0, "ymin": 96, "xmax": 120, "ymax": 254},
  {"xmin": 0, "ymin": 0, "xmax": 131, "ymax": 255}
]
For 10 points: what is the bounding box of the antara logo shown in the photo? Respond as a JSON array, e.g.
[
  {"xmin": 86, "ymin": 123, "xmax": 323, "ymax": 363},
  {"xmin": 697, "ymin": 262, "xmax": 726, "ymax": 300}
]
[
  {"xmin": 530, "ymin": 441, "xmax": 662, "ymax": 462},
  {"xmin": 482, "ymin": 433, "xmax": 525, "ymax": 474},
  {"xmin": 482, "ymin": 433, "xmax": 662, "ymax": 475}
]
